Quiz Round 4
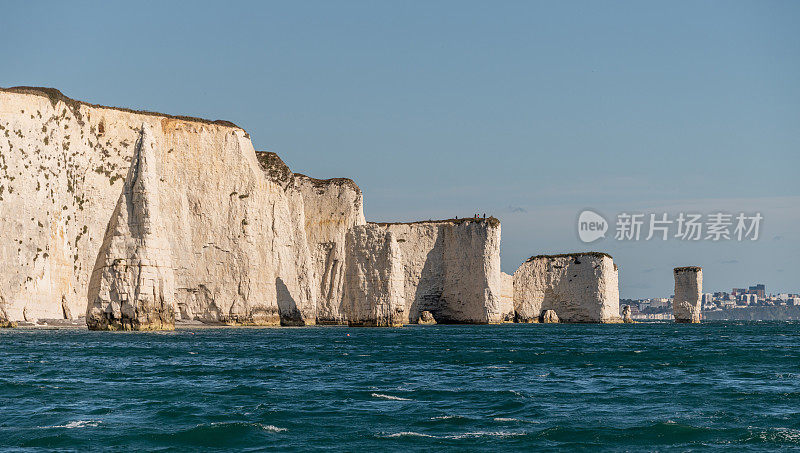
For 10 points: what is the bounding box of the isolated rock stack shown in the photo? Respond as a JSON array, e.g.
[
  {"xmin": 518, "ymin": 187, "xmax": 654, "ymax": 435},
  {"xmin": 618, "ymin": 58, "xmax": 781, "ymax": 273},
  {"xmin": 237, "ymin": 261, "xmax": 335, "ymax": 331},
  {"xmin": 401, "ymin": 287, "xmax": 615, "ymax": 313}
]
[
  {"xmin": 86, "ymin": 125, "xmax": 176, "ymax": 330},
  {"xmin": 512, "ymin": 253, "xmax": 620, "ymax": 323},
  {"xmin": 673, "ymin": 266, "xmax": 702, "ymax": 323},
  {"xmin": 621, "ymin": 305, "xmax": 634, "ymax": 323}
]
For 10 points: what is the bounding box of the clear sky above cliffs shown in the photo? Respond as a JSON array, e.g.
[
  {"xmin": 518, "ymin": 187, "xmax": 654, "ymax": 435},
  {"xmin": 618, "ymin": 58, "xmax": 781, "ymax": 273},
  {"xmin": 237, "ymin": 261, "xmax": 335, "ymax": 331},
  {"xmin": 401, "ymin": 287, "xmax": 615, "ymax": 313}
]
[{"xmin": 2, "ymin": 0, "xmax": 798, "ymax": 298}]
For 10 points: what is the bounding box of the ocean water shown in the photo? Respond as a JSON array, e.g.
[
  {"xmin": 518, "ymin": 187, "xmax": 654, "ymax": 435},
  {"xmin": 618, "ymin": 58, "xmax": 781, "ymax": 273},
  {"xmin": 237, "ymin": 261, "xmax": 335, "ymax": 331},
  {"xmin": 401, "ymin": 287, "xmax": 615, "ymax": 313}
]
[{"xmin": 2, "ymin": 322, "xmax": 800, "ymax": 452}]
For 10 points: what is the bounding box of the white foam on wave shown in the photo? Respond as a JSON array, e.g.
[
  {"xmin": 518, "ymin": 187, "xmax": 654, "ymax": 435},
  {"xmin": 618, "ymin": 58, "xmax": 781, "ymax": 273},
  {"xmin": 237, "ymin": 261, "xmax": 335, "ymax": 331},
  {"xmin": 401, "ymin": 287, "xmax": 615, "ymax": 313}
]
[
  {"xmin": 384, "ymin": 430, "xmax": 526, "ymax": 439},
  {"xmin": 371, "ymin": 393, "xmax": 411, "ymax": 401},
  {"xmin": 386, "ymin": 431, "xmax": 437, "ymax": 438},
  {"xmin": 430, "ymin": 415, "xmax": 465, "ymax": 420},
  {"xmin": 46, "ymin": 420, "xmax": 102, "ymax": 429},
  {"xmin": 450, "ymin": 431, "xmax": 527, "ymax": 439},
  {"xmin": 493, "ymin": 417, "xmax": 541, "ymax": 424},
  {"xmin": 260, "ymin": 424, "xmax": 288, "ymax": 433}
]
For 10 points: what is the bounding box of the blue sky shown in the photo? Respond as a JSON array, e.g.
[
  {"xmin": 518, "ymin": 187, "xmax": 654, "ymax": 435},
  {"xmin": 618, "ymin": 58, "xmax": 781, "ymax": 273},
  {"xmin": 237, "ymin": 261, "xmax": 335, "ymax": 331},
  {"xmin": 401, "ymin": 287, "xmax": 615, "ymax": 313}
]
[{"xmin": 2, "ymin": 0, "xmax": 798, "ymax": 298}]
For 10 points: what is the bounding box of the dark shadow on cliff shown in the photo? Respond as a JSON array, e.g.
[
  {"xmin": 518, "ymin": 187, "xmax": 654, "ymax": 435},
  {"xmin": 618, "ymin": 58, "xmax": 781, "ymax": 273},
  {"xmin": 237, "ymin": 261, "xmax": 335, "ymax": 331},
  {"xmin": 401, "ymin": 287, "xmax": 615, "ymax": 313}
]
[
  {"xmin": 410, "ymin": 228, "xmax": 446, "ymax": 323},
  {"xmin": 276, "ymin": 277, "xmax": 304, "ymax": 326}
]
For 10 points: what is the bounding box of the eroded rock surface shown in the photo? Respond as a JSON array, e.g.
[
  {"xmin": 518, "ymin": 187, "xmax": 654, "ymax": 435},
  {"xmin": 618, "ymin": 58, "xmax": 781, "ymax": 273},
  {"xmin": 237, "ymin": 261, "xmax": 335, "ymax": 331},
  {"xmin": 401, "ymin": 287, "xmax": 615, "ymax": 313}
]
[
  {"xmin": 374, "ymin": 218, "xmax": 505, "ymax": 324},
  {"xmin": 343, "ymin": 224, "xmax": 405, "ymax": 326},
  {"xmin": 255, "ymin": 151, "xmax": 366, "ymax": 325},
  {"xmin": 513, "ymin": 253, "xmax": 620, "ymax": 323},
  {"xmin": 498, "ymin": 272, "xmax": 515, "ymax": 322},
  {"xmin": 0, "ymin": 296, "xmax": 17, "ymax": 328},
  {"xmin": 1, "ymin": 87, "xmax": 630, "ymax": 329},
  {"xmin": 673, "ymin": 266, "xmax": 702, "ymax": 323},
  {"xmin": 622, "ymin": 305, "xmax": 634, "ymax": 323},
  {"xmin": 541, "ymin": 309, "xmax": 559, "ymax": 323},
  {"xmin": 418, "ymin": 310, "xmax": 436, "ymax": 325},
  {"xmin": 86, "ymin": 125, "xmax": 175, "ymax": 330},
  {"xmin": 296, "ymin": 174, "xmax": 366, "ymax": 324},
  {"xmin": 0, "ymin": 88, "xmax": 307, "ymax": 325}
]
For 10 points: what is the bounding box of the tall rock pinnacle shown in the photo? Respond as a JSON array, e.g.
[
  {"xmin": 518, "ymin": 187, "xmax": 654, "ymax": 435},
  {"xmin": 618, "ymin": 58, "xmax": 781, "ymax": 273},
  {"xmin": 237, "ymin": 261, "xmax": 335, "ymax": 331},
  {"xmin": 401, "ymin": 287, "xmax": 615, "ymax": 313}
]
[
  {"xmin": 673, "ymin": 266, "xmax": 703, "ymax": 323},
  {"xmin": 86, "ymin": 124, "xmax": 176, "ymax": 330}
]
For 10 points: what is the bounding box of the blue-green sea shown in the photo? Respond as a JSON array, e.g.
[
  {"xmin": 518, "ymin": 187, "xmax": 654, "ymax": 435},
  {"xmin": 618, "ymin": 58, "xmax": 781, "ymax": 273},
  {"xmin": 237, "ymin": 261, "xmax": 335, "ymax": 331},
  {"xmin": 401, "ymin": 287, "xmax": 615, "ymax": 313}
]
[{"xmin": 3, "ymin": 322, "xmax": 800, "ymax": 451}]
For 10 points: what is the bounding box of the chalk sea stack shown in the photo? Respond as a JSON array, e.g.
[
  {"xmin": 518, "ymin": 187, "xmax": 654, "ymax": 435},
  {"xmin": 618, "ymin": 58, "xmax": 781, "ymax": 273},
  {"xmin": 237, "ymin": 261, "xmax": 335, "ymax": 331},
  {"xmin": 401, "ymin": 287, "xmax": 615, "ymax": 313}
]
[
  {"xmin": 673, "ymin": 266, "xmax": 703, "ymax": 323},
  {"xmin": 622, "ymin": 305, "xmax": 634, "ymax": 323},
  {"xmin": 372, "ymin": 218, "xmax": 509, "ymax": 324},
  {"xmin": 513, "ymin": 253, "xmax": 621, "ymax": 323}
]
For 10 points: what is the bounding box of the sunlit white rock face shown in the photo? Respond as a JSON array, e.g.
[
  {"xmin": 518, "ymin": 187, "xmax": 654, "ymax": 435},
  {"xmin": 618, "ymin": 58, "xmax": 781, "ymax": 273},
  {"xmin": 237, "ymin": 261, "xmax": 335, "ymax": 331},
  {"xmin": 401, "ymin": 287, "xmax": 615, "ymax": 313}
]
[
  {"xmin": 86, "ymin": 124, "xmax": 175, "ymax": 330},
  {"xmin": 255, "ymin": 151, "xmax": 366, "ymax": 325},
  {"xmin": 343, "ymin": 224, "xmax": 405, "ymax": 327},
  {"xmin": 374, "ymin": 218, "xmax": 506, "ymax": 324},
  {"xmin": 295, "ymin": 174, "xmax": 366, "ymax": 324},
  {"xmin": 498, "ymin": 272, "xmax": 515, "ymax": 323},
  {"xmin": 513, "ymin": 253, "xmax": 620, "ymax": 323},
  {"xmin": 1, "ymin": 87, "xmax": 626, "ymax": 329},
  {"xmin": 673, "ymin": 267, "xmax": 702, "ymax": 323},
  {"xmin": 0, "ymin": 88, "xmax": 314, "ymax": 326}
]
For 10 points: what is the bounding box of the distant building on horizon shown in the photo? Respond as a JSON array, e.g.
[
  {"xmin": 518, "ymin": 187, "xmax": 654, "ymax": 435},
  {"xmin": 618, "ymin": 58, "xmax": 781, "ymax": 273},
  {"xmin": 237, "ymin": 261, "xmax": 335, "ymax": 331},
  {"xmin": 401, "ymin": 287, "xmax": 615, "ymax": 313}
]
[{"xmin": 749, "ymin": 284, "xmax": 766, "ymax": 298}]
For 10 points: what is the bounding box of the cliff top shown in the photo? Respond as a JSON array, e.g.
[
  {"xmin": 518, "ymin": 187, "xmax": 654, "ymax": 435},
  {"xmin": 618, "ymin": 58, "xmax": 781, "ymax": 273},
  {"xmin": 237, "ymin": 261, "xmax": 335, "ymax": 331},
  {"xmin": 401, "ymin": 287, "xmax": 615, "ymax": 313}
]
[
  {"xmin": 372, "ymin": 216, "xmax": 500, "ymax": 227},
  {"xmin": 294, "ymin": 173, "xmax": 361, "ymax": 193},
  {"xmin": 674, "ymin": 266, "xmax": 702, "ymax": 272},
  {"xmin": 0, "ymin": 86, "xmax": 243, "ymax": 130},
  {"xmin": 254, "ymin": 151, "xmax": 361, "ymax": 192},
  {"xmin": 256, "ymin": 151, "xmax": 293, "ymax": 185},
  {"xmin": 526, "ymin": 251, "xmax": 612, "ymax": 262}
]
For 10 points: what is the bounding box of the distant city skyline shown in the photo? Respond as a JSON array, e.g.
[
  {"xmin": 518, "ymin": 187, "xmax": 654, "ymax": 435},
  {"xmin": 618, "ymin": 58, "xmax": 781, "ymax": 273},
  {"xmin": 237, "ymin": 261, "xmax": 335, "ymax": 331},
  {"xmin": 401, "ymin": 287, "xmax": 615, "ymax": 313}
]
[{"xmin": 2, "ymin": 0, "xmax": 797, "ymax": 298}]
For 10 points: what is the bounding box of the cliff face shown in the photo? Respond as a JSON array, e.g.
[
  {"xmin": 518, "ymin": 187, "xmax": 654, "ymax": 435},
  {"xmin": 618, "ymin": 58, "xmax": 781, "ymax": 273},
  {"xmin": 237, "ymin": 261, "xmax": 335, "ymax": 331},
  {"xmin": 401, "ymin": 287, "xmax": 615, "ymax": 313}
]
[
  {"xmin": 86, "ymin": 124, "xmax": 176, "ymax": 330},
  {"xmin": 0, "ymin": 88, "xmax": 313, "ymax": 325},
  {"xmin": 673, "ymin": 267, "xmax": 702, "ymax": 323},
  {"xmin": 1, "ymin": 87, "xmax": 624, "ymax": 328},
  {"xmin": 254, "ymin": 152, "xmax": 365, "ymax": 325},
  {"xmin": 513, "ymin": 253, "xmax": 620, "ymax": 323},
  {"xmin": 343, "ymin": 225, "xmax": 405, "ymax": 326},
  {"xmin": 296, "ymin": 175, "xmax": 366, "ymax": 324},
  {"xmin": 498, "ymin": 272, "xmax": 515, "ymax": 322},
  {"xmin": 374, "ymin": 218, "xmax": 505, "ymax": 324}
]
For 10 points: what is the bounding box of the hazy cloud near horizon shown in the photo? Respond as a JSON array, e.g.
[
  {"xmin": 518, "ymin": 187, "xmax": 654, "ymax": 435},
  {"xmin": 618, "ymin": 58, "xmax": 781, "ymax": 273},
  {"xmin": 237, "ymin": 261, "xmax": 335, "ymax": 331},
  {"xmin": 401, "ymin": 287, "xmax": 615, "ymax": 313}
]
[{"xmin": 1, "ymin": 0, "xmax": 797, "ymax": 298}]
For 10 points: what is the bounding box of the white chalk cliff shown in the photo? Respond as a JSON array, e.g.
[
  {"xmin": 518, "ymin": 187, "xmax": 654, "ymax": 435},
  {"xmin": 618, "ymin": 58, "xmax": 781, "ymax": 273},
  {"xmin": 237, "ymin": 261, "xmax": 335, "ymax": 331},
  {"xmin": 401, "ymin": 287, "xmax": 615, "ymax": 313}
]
[
  {"xmin": 86, "ymin": 124, "xmax": 175, "ymax": 330},
  {"xmin": 0, "ymin": 87, "xmax": 310, "ymax": 326},
  {"xmin": 513, "ymin": 253, "xmax": 620, "ymax": 323},
  {"xmin": 374, "ymin": 218, "xmax": 508, "ymax": 324},
  {"xmin": 0, "ymin": 87, "xmax": 625, "ymax": 328},
  {"xmin": 343, "ymin": 224, "xmax": 405, "ymax": 326}
]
